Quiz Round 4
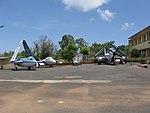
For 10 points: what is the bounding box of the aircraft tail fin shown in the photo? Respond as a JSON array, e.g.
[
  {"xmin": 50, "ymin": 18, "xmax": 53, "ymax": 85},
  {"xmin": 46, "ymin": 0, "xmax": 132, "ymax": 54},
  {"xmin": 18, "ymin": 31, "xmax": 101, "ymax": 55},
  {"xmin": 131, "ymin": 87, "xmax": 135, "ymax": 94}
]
[
  {"xmin": 10, "ymin": 40, "xmax": 23, "ymax": 62},
  {"xmin": 22, "ymin": 40, "xmax": 33, "ymax": 57}
]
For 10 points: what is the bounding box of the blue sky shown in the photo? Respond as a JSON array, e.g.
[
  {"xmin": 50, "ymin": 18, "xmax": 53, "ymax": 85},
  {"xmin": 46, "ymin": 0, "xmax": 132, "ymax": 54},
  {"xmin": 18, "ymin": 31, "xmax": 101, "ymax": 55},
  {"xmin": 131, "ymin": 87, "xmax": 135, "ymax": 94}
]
[{"xmin": 0, "ymin": 0, "xmax": 150, "ymax": 52}]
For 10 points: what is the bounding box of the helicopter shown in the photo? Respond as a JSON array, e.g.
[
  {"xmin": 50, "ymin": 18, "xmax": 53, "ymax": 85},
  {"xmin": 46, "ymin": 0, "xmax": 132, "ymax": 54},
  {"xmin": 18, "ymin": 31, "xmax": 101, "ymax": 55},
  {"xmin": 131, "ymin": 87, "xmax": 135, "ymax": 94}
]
[{"xmin": 95, "ymin": 43, "xmax": 126, "ymax": 65}]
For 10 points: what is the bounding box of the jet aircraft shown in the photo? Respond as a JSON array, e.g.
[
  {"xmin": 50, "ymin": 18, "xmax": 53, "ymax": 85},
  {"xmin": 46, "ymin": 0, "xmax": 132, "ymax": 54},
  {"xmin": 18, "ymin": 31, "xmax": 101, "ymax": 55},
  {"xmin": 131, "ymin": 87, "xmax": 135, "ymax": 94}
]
[
  {"xmin": 39, "ymin": 57, "xmax": 56, "ymax": 67},
  {"xmin": 95, "ymin": 43, "xmax": 126, "ymax": 65},
  {"xmin": 10, "ymin": 40, "xmax": 37, "ymax": 70}
]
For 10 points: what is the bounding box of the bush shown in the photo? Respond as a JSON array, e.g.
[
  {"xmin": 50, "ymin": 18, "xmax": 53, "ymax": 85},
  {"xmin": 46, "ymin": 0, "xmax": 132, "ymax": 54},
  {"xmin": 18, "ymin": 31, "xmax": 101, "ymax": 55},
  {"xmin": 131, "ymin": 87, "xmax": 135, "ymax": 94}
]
[
  {"xmin": 131, "ymin": 49, "xmax": 140, "ymax": 58},
  {"xmin": 127, "ymin": 58, "xmax": 145, "ymax": 62}
]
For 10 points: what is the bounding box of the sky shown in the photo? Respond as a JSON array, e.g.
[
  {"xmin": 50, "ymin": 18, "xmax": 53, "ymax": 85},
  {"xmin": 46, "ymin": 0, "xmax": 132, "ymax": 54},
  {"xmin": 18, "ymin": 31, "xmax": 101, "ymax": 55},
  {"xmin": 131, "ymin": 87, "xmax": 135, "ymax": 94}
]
[{"xmin": 0, "ymin": 0, "xmax": 150, "ymax": 53}]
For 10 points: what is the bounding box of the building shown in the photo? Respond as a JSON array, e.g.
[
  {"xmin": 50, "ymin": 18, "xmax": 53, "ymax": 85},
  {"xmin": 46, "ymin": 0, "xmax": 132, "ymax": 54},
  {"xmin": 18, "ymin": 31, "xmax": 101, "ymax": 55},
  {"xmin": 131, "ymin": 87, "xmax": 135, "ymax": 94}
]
[{"xmin": 128, "ymin": 26, "xmax": 150, "ymax": 60}]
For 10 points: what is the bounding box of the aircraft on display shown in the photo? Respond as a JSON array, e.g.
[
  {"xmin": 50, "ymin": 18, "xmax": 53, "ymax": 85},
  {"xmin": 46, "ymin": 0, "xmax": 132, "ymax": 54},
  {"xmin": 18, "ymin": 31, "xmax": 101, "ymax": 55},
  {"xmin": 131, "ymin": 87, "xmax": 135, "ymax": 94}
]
[
  {"xmin": 73, "ymin": 55, "xmax": 81, "ymax": 66},
  {"xmin": 10, "ymin": 40, "xmax": 37, "ymax": 70},
  {"xmin": 95, "ymin": 43, "xmax": 126, "ymax": 65},
  {"xmin": 73, "ymin": 48, "xmax": 83, "ymax": 66},
  {"xmin": 40, "ymin": 57, "xmax": 56, "ymax": 67},
  {"xmin": 10, "ymin": 40, "xmax": 56, "ymax": 69}
]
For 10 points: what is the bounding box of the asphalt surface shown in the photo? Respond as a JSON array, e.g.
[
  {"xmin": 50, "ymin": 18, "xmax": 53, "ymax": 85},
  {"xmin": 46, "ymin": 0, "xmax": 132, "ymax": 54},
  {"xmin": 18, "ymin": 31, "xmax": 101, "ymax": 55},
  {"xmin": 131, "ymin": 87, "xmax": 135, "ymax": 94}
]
[{"xmin": 0, "ymin": 64, "xmax": 150, "ymax": 113}]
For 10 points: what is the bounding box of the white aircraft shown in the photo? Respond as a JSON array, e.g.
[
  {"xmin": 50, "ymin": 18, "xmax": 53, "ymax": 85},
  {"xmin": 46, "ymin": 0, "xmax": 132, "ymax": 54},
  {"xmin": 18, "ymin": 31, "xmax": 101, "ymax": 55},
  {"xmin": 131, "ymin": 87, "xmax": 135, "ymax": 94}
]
[
  {"xmin": 73, "ymin": 48, "xmax": 83, "ymax": 66},
  {"xmin": 10, "ymin": 40, "xmax": 37, "ymax": 70},
  {"xmin": 40, "ymin": 57, "xmax": 56, "ymax": 67},
  {"xmin": 95, "ymin": 43, "xmax": 126, "ymax": 65}
]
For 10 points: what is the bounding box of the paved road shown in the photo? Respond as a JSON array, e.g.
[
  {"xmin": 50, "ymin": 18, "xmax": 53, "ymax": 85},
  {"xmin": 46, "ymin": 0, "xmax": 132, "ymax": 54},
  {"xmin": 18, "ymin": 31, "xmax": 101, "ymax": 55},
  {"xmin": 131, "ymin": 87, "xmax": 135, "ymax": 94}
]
[{"xmin": 0, "ymin": 64, "xmax": 150, "ymax": 113}]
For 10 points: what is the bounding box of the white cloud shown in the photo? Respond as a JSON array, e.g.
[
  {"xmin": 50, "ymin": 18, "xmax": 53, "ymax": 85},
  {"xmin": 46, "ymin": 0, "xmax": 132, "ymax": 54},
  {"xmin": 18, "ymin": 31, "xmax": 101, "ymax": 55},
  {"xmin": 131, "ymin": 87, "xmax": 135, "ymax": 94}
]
[
  {"xmin": 121, "ymin": 22, "xmax": 134, "ymax": 30},
  {"xmin": 97, "ymin": 8, "xmax": 116, "ymax": 22},
  {"xmin": 62, "ymin": 0, "xmax": 110, "ymax": 12}
]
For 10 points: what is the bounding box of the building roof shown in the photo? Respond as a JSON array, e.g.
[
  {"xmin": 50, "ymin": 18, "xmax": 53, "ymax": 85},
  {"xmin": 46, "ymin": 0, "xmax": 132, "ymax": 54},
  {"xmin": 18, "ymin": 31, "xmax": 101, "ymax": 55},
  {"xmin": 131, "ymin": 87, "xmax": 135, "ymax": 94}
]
[
  {"xmin": 0, "ymin": 57, "xmax": 9, "ymax": 60},
  {"xmin": 128, "ymin": 26, "xmax": 150, "ymax": 39}
]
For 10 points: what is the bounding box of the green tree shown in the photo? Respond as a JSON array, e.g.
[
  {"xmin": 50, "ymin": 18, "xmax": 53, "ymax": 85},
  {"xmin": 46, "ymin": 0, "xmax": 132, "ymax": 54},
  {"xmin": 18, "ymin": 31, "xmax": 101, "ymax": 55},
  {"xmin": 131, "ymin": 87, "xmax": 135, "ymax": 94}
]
[
  {"xmin": 60, "ymin": 42, "xmax": 78, "ymax": 62},
  {"xmin": 90, "ymin": 41, "xmax": 115, "ymax": 56},
  {"xmin": 32, "ymin": 35, "xmax": 55, "ymax": 60},
  {"xmin": 131, "ymin": 49, "xmax": 140, "ymax": 58},
  {"xmin": 51, "ymin": 45, "xmax": 59, "ymax": 60},
  {"xmin": 90, "ymin": 42, "xmax": 103, "ymax": 55},
  {"xmin": 104, "ymin": 41, "xmax": 115, "ymax": 49},
  {"xmin": 59, "ymin": 34, "xmax": 78, "ymax": 62},
  {"xmin": 1, "ymin": 51, "xmax": 10, "ymax": 57},
  {"xmin": 32, "ymin": 40, "xmax": 41, "ymax": 60},
  {"xmin": 76, "ymin": 38, "xmax": 88, "ymax": 48},
  {"xmin": 59, "ymin": 34, "xmax": 75, "ymax": 49},
  {"xmin": 80, "ymin": 46, "xmax": 90, "ymax": 55},
  {"xmin": 17, "ymin": 51, "xmax": 26, "ymax": 58},
  {"xmin": 40, "ymin": 36, "xmax": 54, "ymax": 59},
  {"xmin": 118, "ymin": 45, "xmax": 128, "ymax": 55}
]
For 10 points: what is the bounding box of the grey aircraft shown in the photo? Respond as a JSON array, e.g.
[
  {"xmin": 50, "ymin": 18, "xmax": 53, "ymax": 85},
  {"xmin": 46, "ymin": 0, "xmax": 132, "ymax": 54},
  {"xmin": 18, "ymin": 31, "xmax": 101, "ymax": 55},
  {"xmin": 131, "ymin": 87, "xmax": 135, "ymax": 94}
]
[{"xmin": 95, "ymin": 43, "xmax": 126, "ymax": 65}]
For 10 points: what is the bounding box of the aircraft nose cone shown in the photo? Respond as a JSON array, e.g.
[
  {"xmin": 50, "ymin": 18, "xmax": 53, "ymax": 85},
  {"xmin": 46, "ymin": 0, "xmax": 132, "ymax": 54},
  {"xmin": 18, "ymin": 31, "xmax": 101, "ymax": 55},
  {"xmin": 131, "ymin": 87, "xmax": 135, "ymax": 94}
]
[
  {"xmin": 122, "ymin": 56, "xmax": 126, "ymax": 59},
  {"xmin": 53, "ymin": 60, "xmax": 56, "ymax": 63}
]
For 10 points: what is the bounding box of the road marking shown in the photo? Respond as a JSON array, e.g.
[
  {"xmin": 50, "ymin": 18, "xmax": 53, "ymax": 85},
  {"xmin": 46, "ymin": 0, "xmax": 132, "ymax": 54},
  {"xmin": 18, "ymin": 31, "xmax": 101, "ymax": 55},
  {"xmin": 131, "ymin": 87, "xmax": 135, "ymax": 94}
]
[
  {"xmin": 37, "ymin": 100, "xmax": 44, "ymax": 103},
  {"xmin": 58, "ymin": 101, "xmax": 64, "ymax": 104},
  {"xmin": 0, "ymin": 79, "xmax": 112, "ymax": 84},
  {"xmin": 65, "ymin": 76, "xmax": 82, "ymax": 79},
  {"xmin": 54, "ymin": 76, "xmax": 82, "ymax": 79}
]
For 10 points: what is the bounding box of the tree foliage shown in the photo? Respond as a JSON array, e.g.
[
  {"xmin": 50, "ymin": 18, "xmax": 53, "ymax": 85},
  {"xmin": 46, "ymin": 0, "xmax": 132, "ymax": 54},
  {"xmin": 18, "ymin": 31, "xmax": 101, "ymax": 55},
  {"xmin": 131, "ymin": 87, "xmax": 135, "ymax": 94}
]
[
  {"xmin": 76, "ymin": 38, "xmax": 88, "ymax": 48},
  {"xmin": 59, "ymin": 34, "xmax": 75, "ymax": 49},
  {"xmin": 131, "ymin": 48, "xmax": 140, "ymax": 58},
  {"xmin": 0, "ymin": 51, "xmax": 26, "ymax": 59},
  {"xmin": 1, "ymin": 51, "xmax": 11, "ymax": 57},
  {"xmin": 80, "ymin": 46, "xmax": 90, "ymax": 55},
  {"xmin": 17, "ymin": 51, "xmax": 26, "ymax": 58},
  {"xmin": 90, "ymin": 42, "xmax": 104, "ymax": 55},
  {"xmin": 32, "ymin": 41, "xmax": 40, "ymax": 60},
  {"xmin": 60, "ymin": 42, "xmax": 78, "ymax": 62},
  {"xmin": 32, "ymin": 35, "xmax": 55, "ymax": 60},
  {"xmin": 118, "ymin": 45, "xmax": 128, "ymax": 55},
  {"xmin": 59, "ymin": 34, "xmax": 79, "ymax": 62},
  {"xmin": 40, "ymin": 36, "xmax": 54, "ymax": 59}
]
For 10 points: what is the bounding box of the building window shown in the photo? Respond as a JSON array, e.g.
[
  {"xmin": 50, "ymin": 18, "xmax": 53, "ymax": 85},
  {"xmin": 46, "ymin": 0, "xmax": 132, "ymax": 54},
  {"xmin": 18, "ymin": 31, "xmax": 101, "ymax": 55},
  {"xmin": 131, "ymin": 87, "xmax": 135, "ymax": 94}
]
[
  {"xmin": 141, "ymin": 50, "xmax": 146, "ymax": 57},
  {"xmin": 135, "ymin": 39, "xmax": 138, "ymax": 45},
  {"xmin": 131, "ymin": 40, "xmax": 134, "ymax": 46},
  {"xmin": 142, "ymin": 35, "xmax": 146, "ymax": 42},
  {"xmin": 138, "ymin": 37, "xmax": 141, "ymax": 44},
  {"xmin": 148, "ymin": 32, "xmax": 150, "ymax": 41},
  {"xmin": 147, "ymin": 49, "xmax": 150, "ymax": 57}
]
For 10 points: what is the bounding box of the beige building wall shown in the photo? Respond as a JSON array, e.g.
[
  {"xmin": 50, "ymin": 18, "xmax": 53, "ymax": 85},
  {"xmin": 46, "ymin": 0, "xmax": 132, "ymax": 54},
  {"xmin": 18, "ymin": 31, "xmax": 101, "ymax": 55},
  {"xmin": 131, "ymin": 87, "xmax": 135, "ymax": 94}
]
[{"xmin": 128, "ymin": 26, "xmax": 150, "ymax": 60}]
